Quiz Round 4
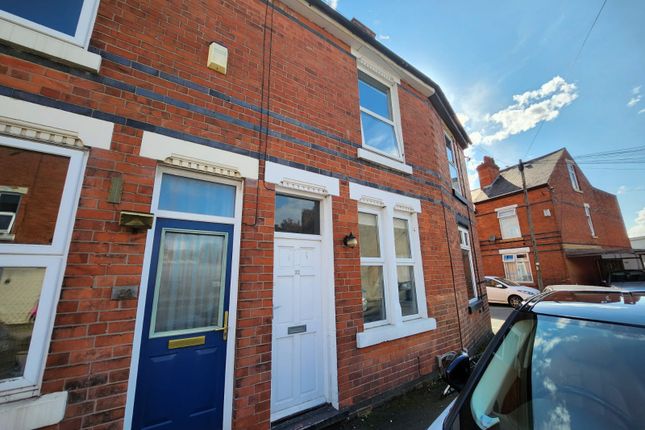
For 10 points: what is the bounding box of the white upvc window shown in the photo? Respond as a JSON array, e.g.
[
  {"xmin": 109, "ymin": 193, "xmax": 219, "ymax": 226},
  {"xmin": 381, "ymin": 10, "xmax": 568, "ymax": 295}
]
[
  {"xmin": 567, "ymin": 161, "xmax": 581, "ymax": 192},
  {"xmin": 502, "ymin": 252, "xmax": 534, "ymax": 283},
  {"xmin": 445, "ymin": 133, "xmax": 463, "ymax": 196},
  {"xmin": 357, "ymin": 70, "xmax": 405, "ymax": 161},
  {"xmin": 0, "ymin": 0, "xmax": 100, "ymax": 47},
  {"xmin": 458, "ymin": 226, "xmax": 478, "ymax": 301},
  {"xmin": 496, "ymin": 205, "xmax": 521, "ymax": 239},
  {"xmin": 0, "ymin": 1, "xmax": 102, "ymax": 71},
  {"xmin": 350, "ymin": 183, "xmax": 433, "ymax": 348},
  {"xmin": 0, "ymin": 136, "xmax": 85, "ymax": 402},
  {"xmin": 584, "ymin": 203, "xmax": 596, "ymax": 237}
]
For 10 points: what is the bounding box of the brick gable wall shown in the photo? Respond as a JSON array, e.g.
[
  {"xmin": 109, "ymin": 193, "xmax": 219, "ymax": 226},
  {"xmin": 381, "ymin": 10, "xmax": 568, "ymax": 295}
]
[{"xmin": 475, "ymin": 151, "xmax": 630, "ymax": 287}]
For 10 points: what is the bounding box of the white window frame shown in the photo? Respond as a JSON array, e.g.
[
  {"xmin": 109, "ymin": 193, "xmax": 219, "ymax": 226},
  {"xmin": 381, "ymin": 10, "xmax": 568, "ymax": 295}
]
[
  {"xmin": 0, "ymin": 195, "xmax": 19, "ymax": 234},
  {"xmin": 355, "ymin": 57, "xmax": 411, "ymax": 174},
  {"xmin": 445, "ymin": 132, "xmax": 464, "ymax": 196},
  {"xmin": 350, "ymin": 183, "xmax": 434, "ymax": 348},
  {"xmin": 584, "ymin": 203, "xmax": 597, "ymax": 237},
  {"xmin": 495, "ymin": 205, "xmax": 522, "ymax": 239},
  {"xmin": 358, "ymin": 207, "xmax": 389, "ymax": 329},
  {"xmin": 458, "ymin": 226, "xmax": 478, "ymax": 302},
  {"xmin": 501, "ymin": 252, "xmax": 534, "ymax": 284},
  {"xmin": 566, "ymin": 160, "xmax": 582, "ymax": 192},
  {"xmin": 0, "ymin": 0, "xmax": 100, "ymax": 48},
  {"xmin": 0, "ymin": 136, "xmax": 86, "ymax": 402}
]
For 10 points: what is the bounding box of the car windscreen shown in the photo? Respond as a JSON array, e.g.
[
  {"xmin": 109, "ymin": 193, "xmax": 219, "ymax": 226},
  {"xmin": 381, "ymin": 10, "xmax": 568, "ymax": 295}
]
[
  {"xmin": 468, "ymin": 314, "xmax": 645, "ymax": 430},
  {"xmin": 611, "ymin": 271, "xmax": 645, "ymax": 282},
  {"xmin": 494, "ymin": 277, "xmax": 521, "ymax": 287}
]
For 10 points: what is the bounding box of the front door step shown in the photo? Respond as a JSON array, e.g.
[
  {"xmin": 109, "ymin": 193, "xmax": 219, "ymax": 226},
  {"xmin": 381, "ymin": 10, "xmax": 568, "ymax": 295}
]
[{"xmin": 271, "ymin": 404, "xmax": 342, "ymax": 430}]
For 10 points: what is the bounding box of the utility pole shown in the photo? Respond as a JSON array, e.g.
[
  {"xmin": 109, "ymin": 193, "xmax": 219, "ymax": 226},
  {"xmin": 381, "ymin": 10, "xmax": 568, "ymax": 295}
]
[{"xmin": 519, "ymin": 159, "xmax": 544, "ymax": 290}]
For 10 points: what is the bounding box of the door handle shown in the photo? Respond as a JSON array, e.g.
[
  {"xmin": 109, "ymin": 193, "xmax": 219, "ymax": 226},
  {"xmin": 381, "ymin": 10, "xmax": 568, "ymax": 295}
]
[
  {"xmin": 223, "ymin": 310, "xmax": 229, "ymax": 341},
  {"xmin": 215, "ymin": 310, "xmax": 229, "ymax": 340}
]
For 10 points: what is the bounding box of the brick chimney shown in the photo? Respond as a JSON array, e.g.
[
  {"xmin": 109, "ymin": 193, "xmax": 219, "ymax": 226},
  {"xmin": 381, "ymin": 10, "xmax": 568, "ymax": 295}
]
[{"xmin": 477, "ymin": 156, "xmax": 500, "ymax": 188}]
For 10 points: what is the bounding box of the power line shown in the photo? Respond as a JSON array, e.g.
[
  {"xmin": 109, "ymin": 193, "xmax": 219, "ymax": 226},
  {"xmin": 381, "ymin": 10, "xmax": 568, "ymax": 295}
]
[
  {"xmin": 523, "ymin": 0, "xmax": 608, "ymax": 159},
  {"xmin": 570, "ymin": 0, "xmax": 608, "ymax": 68}
]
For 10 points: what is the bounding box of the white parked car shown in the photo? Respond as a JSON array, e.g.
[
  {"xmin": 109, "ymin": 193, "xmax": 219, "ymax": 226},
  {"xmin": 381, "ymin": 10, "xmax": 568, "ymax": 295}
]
[{"xmin": 484, "ymin": 276, "xmax": 539, "ymax": 308}]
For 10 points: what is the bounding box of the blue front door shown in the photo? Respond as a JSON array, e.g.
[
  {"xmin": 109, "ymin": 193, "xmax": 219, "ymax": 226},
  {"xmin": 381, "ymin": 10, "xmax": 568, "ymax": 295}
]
[{"xmin": 133, "ymin": 217, "xmax": 233, "ymax": 430}]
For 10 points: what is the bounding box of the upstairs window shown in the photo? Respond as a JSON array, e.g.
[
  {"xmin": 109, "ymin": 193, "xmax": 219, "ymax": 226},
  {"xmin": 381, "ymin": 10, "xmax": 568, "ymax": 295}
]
[
  {"xmin": 358, "ymin": 71, "xmax": 403, "ymax": 160},
  {"xmin": 567, "ymin": 161, "xmax": 581, "ymax": 192},
  {"xmin": 445, "ymin": 133, "xmax": 463, "ymax": 195},
  {"xmin": 0, "ymin": 0, "xmax": 99, "ymax": 47},
  {"xmin": 496, "ymin": 206, "xmax": 521, "ymax": 239},
  {"xmin": 584, "ymin": 203, "xmax": 596, "ymax": 237}
]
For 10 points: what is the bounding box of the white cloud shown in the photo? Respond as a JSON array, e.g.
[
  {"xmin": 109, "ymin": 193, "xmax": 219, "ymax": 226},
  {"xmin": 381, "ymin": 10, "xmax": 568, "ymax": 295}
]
[
  {"xmin": 628, "ymin": 86, "xmax": 642, "ymax": 108},
  {"xmin": 617, "ymin": 185, "xmax": 627, "ymax": 195},
  {"xmin": 324, "ymin": 0, "xmax": 339, "ymax": 9},
  {"xmin": 476, "ymin": 76, "xmax": 578, "ymax": 145},
  {"xmin": 377, "ymin": 34, "xmax": 390, "ymax": 41},
  {"xmin": 628, "ymin": 95, "xmax": 641, "ymax": 107},
  {"xmin": 457, "ymin": 76, "xmax": 578, "ymax": 190},
  {"xmin": 456, "ymin": 112, "xmax": 470, "ymax": 126},
  {"xmin": 628, "ymin": 207, "xmax": 645, "ymax": 237},
  {"xmin": 639, "ymin": 108, "xmax": 645, "ymax": 115}
]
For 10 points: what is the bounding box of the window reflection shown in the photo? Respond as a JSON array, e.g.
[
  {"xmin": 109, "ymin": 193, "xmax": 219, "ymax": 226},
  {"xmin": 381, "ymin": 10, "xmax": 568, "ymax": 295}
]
[
  {"xmin": 0, "ymin": 145, "xmax": 68, "ymax": 244},
  {"xmin": 0, "ymin": 267, "xmax": 46, "ymax": 380},
  {"xmin": 274, "ymin": 194, "xmax": 320, "ymax": 235},
  {"xmin": 469, "ymin": 314, "xmax": 645, "ymax": 430}
]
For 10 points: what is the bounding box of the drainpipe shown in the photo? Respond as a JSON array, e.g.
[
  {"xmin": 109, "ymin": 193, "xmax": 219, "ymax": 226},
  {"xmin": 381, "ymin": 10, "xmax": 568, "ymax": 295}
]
[{"xmin": 519, "ymin": 160, "xmax": 544, "ymax": 290}]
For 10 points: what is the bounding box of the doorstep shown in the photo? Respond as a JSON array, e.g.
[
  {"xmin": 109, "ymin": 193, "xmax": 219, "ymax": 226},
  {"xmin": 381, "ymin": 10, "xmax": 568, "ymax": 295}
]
[{"xmin": 272, "ymin": 404, "xmax": 345, "ymax": 430}]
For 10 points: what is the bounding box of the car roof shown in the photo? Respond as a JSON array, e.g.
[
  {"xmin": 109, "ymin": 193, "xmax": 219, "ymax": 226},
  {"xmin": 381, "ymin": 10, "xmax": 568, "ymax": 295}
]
[{"xmin": 524, "ymin": 289, "xmax": 645, "ymax": 327}]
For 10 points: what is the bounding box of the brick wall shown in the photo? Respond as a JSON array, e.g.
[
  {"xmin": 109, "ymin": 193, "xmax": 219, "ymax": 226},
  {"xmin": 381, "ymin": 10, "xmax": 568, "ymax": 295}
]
[
  {"xmin": 475, "ymin": 149, "xmax": 630, "ymax": 288},
  {"xmin": 0, "ymin": 0, "xmax": 490, "ymax": 428}
]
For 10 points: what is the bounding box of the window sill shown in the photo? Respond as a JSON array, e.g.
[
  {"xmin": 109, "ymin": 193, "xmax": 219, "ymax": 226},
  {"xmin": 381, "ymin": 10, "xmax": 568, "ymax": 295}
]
[
  {"xmin": 357, "ymin": 148, "xmax": 413, "ymax": 175},
  {"xmin": 356, "ymin": 317, "xmax": 436, "ymax": 348},
  {"xmin": 0, "ymin": 233, "xmax": 15, "ymax": 241},
  {"xmin": 0, "ymin": 391, "xmax": 67, "ymax": 429},
  {"xmin": 452, "ymin": 189, "xmax": 469, "ymax": 206},
  {"xmin": 0, "ymin": 19, "xmax": 101, "ymax": 72}
]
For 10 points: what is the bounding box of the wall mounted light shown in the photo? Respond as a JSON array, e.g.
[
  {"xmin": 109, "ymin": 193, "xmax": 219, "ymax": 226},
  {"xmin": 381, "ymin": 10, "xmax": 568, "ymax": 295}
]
[{"xmin": 343, "ymin": 232, "xmax": 358, "ymax": 248}]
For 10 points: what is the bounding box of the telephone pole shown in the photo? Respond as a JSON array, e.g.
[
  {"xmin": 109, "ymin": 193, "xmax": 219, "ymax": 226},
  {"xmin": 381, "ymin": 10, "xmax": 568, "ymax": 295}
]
[{"xmin": 519, "ymin": 160, "xmax": 544, "ymax": 290}]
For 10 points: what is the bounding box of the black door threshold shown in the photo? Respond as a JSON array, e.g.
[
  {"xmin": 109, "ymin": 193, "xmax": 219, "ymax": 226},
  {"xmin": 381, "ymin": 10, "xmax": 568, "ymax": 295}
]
[{"xmin": 271, "ymin": 404, "xmax": 344, "ymax": 430}]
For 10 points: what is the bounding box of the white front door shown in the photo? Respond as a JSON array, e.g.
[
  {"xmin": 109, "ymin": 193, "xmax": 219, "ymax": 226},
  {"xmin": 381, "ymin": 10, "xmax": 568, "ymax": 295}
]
[{"xmin": 271, "ymin": 237, "xmax": 326, "ymax": 420}]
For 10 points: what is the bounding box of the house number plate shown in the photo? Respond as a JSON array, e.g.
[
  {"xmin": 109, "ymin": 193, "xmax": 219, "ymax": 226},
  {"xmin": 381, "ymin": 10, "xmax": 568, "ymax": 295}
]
[{"xmin": 288, "ymin": 325, "xmax": 307, "ymax": 335}]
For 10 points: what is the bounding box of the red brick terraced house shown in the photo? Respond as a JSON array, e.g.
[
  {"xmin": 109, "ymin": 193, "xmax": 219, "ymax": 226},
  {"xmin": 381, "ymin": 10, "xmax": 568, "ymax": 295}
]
[
  {"xmin": 472, "ymin": 149, "xmax": 634, "ymax": 290},
  {"xmin": 0, "ymin": 1, "xmax": 491, "ymax": 429}
]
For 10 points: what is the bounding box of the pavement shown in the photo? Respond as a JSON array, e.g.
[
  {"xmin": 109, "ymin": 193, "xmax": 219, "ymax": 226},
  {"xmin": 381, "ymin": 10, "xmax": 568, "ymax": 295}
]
[
  {"xmin": 327, "ymin": 380, "xmax": 456, "ymax": 430},
  {"xmin": 489, "ymin": 304, "xmax": 513, "ymax": 334},
  {"xmin": 324, "ymin": 305, "xmax": 513, "ymax": 430}
]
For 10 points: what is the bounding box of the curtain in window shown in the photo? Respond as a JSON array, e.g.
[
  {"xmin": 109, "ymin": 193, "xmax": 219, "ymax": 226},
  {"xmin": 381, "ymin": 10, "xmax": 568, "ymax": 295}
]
[{"xmin": 153, "ymin": 231, "xmax": 226, "ymax": 335}]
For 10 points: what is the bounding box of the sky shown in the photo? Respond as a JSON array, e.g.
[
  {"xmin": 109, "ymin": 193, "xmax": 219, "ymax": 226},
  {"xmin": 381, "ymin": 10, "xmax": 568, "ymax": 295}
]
[{"xmin": 324, "ymin": 0, "xmax": 645, "ymax": 237}]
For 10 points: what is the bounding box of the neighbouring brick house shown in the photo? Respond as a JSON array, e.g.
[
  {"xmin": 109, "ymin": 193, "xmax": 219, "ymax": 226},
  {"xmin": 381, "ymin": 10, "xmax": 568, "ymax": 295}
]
[
  {"xmin": 472, "ymin": 149, "xmax": 634, "ymax": 289},
  {"xmin": 0, "ymin": 1, "xmax": 490, "ymax": 429}
]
